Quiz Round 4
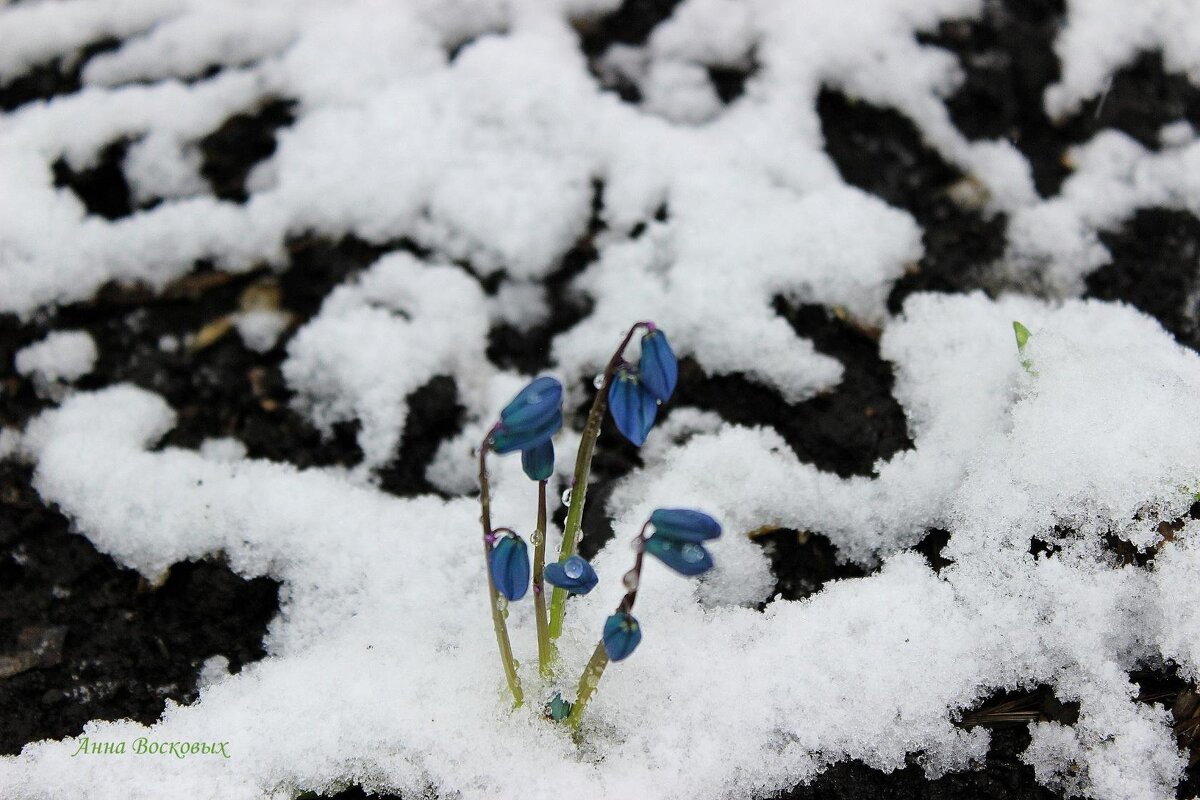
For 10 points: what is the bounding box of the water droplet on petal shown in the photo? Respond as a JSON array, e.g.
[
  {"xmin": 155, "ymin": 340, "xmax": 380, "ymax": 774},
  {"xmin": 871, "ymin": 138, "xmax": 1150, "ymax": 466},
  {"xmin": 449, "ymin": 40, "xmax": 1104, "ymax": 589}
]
[
  {"xmin": 622, "ymin": 570, "xmax": 639, "ymax": 591},
  {"xmin": 593, "ymin": 373, "xmax": 605, "ymax": 389},
  {"xmin": 561, "ymin": 488, "xmax": 572, "ymax": 505},
  {"xmin": 682, "ymin": 543, "xmax": 705, "ymax": 563},
  {"xmin": 565, "ymin": 559, "xmax": 584, "ymax": 579}
]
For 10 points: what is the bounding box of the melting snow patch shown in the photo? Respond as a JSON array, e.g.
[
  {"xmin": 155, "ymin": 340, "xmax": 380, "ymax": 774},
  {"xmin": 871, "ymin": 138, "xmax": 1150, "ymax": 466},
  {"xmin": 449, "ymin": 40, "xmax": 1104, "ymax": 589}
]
[
  {"xmin": 5, "ymin": 292, "xmax": 1200, "ymax": 799},
  {"xmin": 14, "ymin": 330, "xmax": 98, "ymax": 398},
  {"xmin": 3, "ymin": 0, "xmax": 1200, "ymax": 798}
]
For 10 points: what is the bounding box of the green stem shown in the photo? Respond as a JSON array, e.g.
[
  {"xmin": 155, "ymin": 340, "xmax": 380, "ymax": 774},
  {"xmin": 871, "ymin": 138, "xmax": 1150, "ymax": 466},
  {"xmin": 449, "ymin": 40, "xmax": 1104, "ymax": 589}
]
[
  {"xmin": 480, "ymin": 434, "xmax": 523, "ymax": 707},
  {"xmin": 565, "ymin": 520, "xmax": 651, "ymax": 731},
  {"xmin": 565, "ymin": 642, "xmax": 609, "ymax": 730},
  {"xmin": 533, "ymin": 480, "xmax": 554, "ymax": 678},
  {"xmin": 547, "ymin": 322, "xmax": 651, "ymax": 643}
]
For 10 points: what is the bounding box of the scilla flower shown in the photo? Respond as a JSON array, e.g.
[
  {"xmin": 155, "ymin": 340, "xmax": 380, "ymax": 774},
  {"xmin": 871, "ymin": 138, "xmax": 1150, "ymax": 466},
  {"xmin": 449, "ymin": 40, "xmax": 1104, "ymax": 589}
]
[
  {"xmin": 638, "ymin": 327, "xmax": 677, "ymax": 402},
  {"xmin": 644, "ymin": 508, "xmax": 721, "ymax": 576},
  {"xmin": 490, "ymin": 534, "xmax": 531, "ymax": 601},
  {"xmin": 543, "ymin": 555, "xmax": 598, "ymax": 595},
  {"xmin": 608, "ymin": 366, "xmax": 657, "ymax": 446},
  {"xmin": 492, "ymin": 376, "xmax": 563, "ymax": 455},
  {"xmin": 520, "ymin": 440, "xmax": 554, "ymax": 481},
  {"xmin": 602, "ymin": 612, "xmax": 642, "ymax": 661}
]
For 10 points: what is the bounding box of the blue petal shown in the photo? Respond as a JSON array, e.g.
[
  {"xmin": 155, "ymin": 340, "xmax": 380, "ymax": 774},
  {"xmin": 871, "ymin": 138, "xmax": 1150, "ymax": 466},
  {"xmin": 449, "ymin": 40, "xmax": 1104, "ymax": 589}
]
[
  {"xmin": 492, "ymin": 410, "xmax": 563, "ymax": 454},
  {"xmin": 490, "ymin": 535, "xmax": 530, "ymax": 601},
  {"xmin": 649, "ymin": 508, "xmax": 722, "ymax": 543},
  {"xmin": 608, "ymin": 369, "xmax": 658, "ymax": 446},
  {"xmin": 644, "ymin": 536, "xmax": 713, "ymax": 576},
  {"xmin": 543, "ymin": 555, "xmax": 598, "ymax": 594},
  {"xmin": 639, "ymin": 330, "xmax": 677, "ymax": 402},
  {"xmin": 500, "ymin": 376, "xmax": 563, "ymax": 429},
  {"xmin": 520, "ymin": 439, "xmax": 555, "ymax": 481},
  {"xmin": 602, "ymin": 612, "xmax": 642, "ymax": 661}
]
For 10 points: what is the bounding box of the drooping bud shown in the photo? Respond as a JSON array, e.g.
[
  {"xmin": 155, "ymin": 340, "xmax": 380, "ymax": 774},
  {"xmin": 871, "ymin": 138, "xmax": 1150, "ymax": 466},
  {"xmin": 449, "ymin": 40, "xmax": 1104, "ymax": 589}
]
[
  {"xmin": 644, "ymin": 536, "xmax": 713, "ymax": 576},
  {"xmin": 608, "ymin": 366, "xmax": 657, "ymax": 446},
  {"xmin": 520, "ymin": 439, "xmax": 555, "ymax": 481},
  {"xmin": 543, "ymin": 555, "xmax": 599, "ymax": 595},
  {"xmin": 602, "ymin": 611, "xmax": 642, "ymax": 661},
  {"xmin": 639, "ymin": 328, "xmax": 677, "ymax": 402},
  {"xmin": 648, "ymin": 508, "xmax": 721, "ymax": 543},
  {"xmin": 490, "ymin": 535, "xmax": 531, "ymax": 601},
  {"xmin": 492, "ymin": 376, "xmax": 564, "ymax": 454}
]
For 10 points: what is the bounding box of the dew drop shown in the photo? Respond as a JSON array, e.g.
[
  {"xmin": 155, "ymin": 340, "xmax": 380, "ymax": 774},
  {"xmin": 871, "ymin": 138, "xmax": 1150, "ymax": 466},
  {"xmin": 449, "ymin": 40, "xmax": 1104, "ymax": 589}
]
[
  {"xmin": 496, "ymin": 597, "xmax": 508, "ymax": 613},
  {"xmin": 682, "ymin": 544, "xmax": 705, "ymax": 563},
  {"xmin": 531, "ymin": 531, "xmax": 544, "ymax": 546},
  {"xmin": 561, "ymin": 488, "xmax": 572, "ymax": 505},
  {"xmin": 622, "ymin": 570, "xmax": 639, "ymax": 591},
  {"xmin": 512, "ymin": 659, "xmax": 520, "ymax": 669},
  {"xmin": 593, "ymin": 373, "xmax": 605, "ymax": 389},
  {"xmin": 565, "ymin": 559, "xmax": 584, "ymax": 579}
]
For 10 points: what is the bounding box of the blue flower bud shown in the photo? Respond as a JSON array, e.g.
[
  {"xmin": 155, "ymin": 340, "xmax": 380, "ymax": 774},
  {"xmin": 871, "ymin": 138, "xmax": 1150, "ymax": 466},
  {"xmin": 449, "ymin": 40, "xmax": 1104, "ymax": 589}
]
[
  {"xmin": 520, "ymin": 439, "xmax": 555, "ymax": 481},
  {"xmin": 639, "ymin": 329, "xmax": 677, "ymax": 402},
  {"xmin": 500, "ymin": 376, "xmax": 563, "ymax": 429},
  {"xmin": 493, "ymin": 409, "xmax": 563, "ymax": 454},
  {"xmin": 644, "ymin": 535, "xmax": 713, "ymax": 576},
  {"xmin": 648, "ymin": 508, "xmax": 721, "ymax": 543},
  {"xmin": 602, "ymin": 611, "xmax": 642, "ymax": 661},
  {"xmin": 490, "ymin": 535, "xmax": 530, "ymax": 601},
  {"xmin": 492, "ymin": 377, "xmax": 564, "ymax": 454},
  {"xmin": 543, "ymin": 555, "xmax": 598, "ymax": 594},
  {"xmin": 546, "ymin": 692, "xmax": 573, "ymax": 722},
  {"xmin": 608, "ymin": 367, "xmax": 657, "ymax": 446}
]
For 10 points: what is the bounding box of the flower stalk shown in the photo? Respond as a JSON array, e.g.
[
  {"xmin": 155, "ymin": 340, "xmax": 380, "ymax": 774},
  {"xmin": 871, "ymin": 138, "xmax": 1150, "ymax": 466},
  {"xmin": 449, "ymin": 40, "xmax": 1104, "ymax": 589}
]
[
  {"xmin": 548, "ymin": 322, "xmax": 653, "ymax": 643},
  {"xmin": 565, "ymin": 520, "xmax": 651, "ymax": 729},
  {"xmin": 533, "ymin": 479, "xmax": 555, "ymax": 678},
  {"xmin": 479, "ymin": 430, "xmax": 523, "ymax": 707}
]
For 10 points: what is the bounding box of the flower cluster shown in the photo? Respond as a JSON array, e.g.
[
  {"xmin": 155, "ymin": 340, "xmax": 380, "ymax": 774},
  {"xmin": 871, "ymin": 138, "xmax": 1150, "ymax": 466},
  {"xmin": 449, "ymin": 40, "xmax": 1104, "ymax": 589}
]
[
  {"xmin": 601, "ymin": 508, "xmax": 722, "ymax": 662},
  {"xmin": 609, "ymin": 326, "xmax": 677, "ymax": 446},
  {"xmin": 475, "ymin": 322, "xmax": 723, "ymax": 730}
]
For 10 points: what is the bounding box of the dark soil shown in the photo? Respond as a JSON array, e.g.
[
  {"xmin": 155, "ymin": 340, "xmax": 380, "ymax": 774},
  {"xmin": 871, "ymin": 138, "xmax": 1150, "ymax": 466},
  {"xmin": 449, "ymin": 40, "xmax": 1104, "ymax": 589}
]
[
  {"xmin": 2, "ymin": 0, "xmax": 1199, "ymax": 797},
  {"xmin": 198, "ymin": 98, "xmax": 297, "ymax": 203},
  {"xmin": 0, "ymin": 462, "xmax": 279, "ymax": 756},
  {"xmin": 1086, "ymin": 209, "xmax": 1200, "ymax": 352},
  {"xmin": 52, "ymin": 139, "xmax": 136, "ymax": 220},
  {"xmin": 918, "ymin": 0, "xmax": 1200, "ymax": 198}
]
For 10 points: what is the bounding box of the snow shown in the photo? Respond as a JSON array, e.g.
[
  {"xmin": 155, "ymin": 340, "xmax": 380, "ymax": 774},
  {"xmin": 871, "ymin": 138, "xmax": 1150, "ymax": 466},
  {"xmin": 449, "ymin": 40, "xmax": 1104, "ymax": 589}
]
[
  {"xmin": 281, "ymin": 252, "xmax": 491, "ymax": 470},
  {"xmin": 232, "ymin": 309, "xmax": 289, "ymax": 354},
  {"xmin": 2, "ymin": 0, "xmax": 1200, "ymax": 798},
  {"xmin": 13, "ymin": 330, "xmax": 98, "ymax": 397},
  {"xmin": 7, "ymin": 294, "xmax": 1200, "ymax": 800}
]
